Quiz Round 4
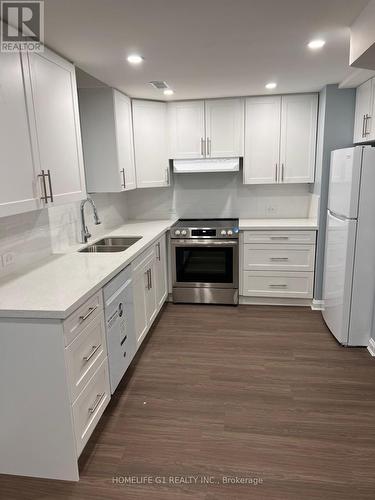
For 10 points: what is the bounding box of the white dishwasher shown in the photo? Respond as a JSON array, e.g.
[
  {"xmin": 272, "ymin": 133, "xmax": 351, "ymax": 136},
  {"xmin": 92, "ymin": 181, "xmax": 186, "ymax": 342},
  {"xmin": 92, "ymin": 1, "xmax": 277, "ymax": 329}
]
[{"xmin": 103, "ymin": 265, "xmax": 136, "ymax": 394}]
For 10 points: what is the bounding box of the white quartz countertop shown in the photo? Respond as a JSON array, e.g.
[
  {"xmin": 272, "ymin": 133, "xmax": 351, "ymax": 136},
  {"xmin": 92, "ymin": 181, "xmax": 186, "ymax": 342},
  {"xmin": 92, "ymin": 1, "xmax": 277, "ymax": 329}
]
[
  {"xmin": 239, "ymin": 218, "xmax": 318, "ymax": 230},
  {"xmin": 0, "ymin": 220, "xmax": 175, "ymax": 320}
]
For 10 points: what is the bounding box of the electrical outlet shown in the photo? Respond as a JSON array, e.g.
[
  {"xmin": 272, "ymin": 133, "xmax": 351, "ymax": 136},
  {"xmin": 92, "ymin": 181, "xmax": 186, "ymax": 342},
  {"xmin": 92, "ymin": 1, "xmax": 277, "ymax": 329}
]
[
  {"xmin": 2, "ymin": 252, "xmax": 16, "ymax": 267},
  {"xmin": 265, "ymin": 205, "xmax": 277, "ymax": 216}
]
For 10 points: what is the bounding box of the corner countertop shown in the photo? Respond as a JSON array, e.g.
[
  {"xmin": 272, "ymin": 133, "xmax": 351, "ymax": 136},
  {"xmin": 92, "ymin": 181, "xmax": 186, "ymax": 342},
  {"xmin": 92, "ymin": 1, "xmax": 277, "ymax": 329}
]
[
  {"xmin": 0, "ymin": 220, "xmax": 175, "ymax": 321},
  {"xmin": 239, "ymin": 218, "xmax": 318, "ymax": 230}
]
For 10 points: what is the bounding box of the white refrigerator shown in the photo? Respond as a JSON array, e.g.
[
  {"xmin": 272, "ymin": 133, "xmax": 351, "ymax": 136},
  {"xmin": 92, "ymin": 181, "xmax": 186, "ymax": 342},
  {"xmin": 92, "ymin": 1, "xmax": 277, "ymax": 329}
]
[{"xmin": 323, "ymin": 146, "xmax": 375, "ymax": 346}]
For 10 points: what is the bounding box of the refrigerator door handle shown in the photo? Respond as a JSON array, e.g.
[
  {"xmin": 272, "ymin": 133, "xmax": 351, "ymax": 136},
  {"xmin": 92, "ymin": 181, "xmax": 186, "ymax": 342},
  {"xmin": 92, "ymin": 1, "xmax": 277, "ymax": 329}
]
[{"xmin": 328, "ymin": 210, "xmax": 356, "ymax": 222}]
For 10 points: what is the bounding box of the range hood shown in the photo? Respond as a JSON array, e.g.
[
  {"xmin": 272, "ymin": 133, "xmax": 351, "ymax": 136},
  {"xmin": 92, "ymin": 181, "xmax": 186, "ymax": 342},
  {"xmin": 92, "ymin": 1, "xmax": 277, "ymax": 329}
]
[{"xmin": 173, "ymin": 158, "xmax": 240, "ymax": 173}]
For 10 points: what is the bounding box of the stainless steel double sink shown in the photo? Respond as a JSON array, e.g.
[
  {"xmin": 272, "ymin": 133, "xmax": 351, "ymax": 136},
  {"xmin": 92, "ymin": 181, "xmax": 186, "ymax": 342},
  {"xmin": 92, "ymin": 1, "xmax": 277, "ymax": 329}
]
[{"xmin": 79, "ymin": 236, "xmax": 142, "ymax": 253}]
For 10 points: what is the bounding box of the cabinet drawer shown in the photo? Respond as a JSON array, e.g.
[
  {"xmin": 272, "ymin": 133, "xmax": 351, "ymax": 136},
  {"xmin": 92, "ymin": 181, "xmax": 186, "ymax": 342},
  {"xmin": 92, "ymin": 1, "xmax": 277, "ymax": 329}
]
[
  {"xmin": 64, "ymin": 291, "xmax": 103, "ymax": 346},
  {"xmin": 243, "ymin": 230, "xmax": 316, "ymax": 245},
  {"xmin": 132, "ymin": 244, "xmax": 156, "ymax": 275},
  {"xmin": 243, "ymin": 271, "xmax": 313, "ymax": 298},
  {"xmin": 72, "ymin": 358, "xmax": 110, "ymax": 456},
  {"xmin": 243, "ymin": 244, "xmax": 315, "ymax": 271},
  {"xmin": 65, "ymin": 312, "xmax": 107, "ymax": 403}
]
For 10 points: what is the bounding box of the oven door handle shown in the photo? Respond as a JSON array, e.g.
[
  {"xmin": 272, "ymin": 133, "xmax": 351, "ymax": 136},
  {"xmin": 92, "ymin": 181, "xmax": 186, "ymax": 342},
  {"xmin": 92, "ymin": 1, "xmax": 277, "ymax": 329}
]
[{"xmin": 171, "ymin": 239, "xmax": 238, "ymax": 247}]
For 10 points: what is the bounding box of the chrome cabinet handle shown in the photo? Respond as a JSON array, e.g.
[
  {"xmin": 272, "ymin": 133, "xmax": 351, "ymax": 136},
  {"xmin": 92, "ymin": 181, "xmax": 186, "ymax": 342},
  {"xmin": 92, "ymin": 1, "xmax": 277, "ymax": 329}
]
[
  {"xmin": 364, "ymin": 114, "xmax": 371, "ymax": 136},
  {"xmin": 120, "ymin": 335, "xmax": 127, "ymax": 346},
  {"xmin": 270, "ymin": 236, "xmax": 289, "ymax": 240},
  {"xmin": 88, "ymin": 393, "xmax": 105, "ymax": 414},
  {"xmin": 362, "ymin": 114, "xmax": 366, "ymax": 138},
  {"xmin": 121, "ymin": 168, "xmax": 126, "ymax": 188},
  {"xmin": 270, "ymin": 257, "xmax": 289, "ymax": 261},
  {"xmin": 275, "ymin": 164, "xmax": 278, "ymax": 182},
  {"xmin": 207, "ymin": 137, "xmax": 211, "ymax": 156},
  {"xmin": 145, "ymin": 270, "xmax": 149, "ymax": 290},
  {"xmin": 281, "ymin": 163, "xmax": 285, "ymax": 182},
  {"xmin": 149, "ymin": 268, "xmax": 152, "ymax": 289},
  {"xmin": 269, "ymin": 284, "xmax": 288, "ymax": 288},
  {"xmin": 83, "ymin": 344, "xmax": 101, "ymax": 362},
  {"xmin": 200, "ymin": 137, "xmax": 204, "ymax": 156},
  {"xmin": 165, "ymin": 167, "xmax": 170, "ymax": 185},
  {"xmin": 156, "ymin": 242, "xmax": 161, "ymax": 261},
  {"xmin": 79, "ymin": 305, "xmax": 98, "ymax": 323},
  {"xmin": 38, "ymin": 170, "xmax": 53, "ymax": 203}
]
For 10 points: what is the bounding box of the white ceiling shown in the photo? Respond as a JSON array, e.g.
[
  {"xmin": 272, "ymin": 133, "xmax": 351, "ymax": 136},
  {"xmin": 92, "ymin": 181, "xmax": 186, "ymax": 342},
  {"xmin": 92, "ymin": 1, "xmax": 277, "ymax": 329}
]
[{"xmin": 44, "ymin": 0, "xmax": 369, "ymax": 100}]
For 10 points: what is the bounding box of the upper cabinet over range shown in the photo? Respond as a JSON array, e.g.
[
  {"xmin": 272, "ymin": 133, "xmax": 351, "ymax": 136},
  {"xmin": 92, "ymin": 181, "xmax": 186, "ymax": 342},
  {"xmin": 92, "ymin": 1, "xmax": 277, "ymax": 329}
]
[
  {"xmin": 168, "ymin": 98, "xmax": 244, "ymax": 159},
  {"xmin": 79, "ymin": 88, "xmax": 137, "ymax": 193},
  {"xmin": 0, "ymin": 49, "xmax": 86, "ymax": 218},
  {"xmin": 353, "ymin": 78, "xmax": 375, "ymax": 143},
  {"xmin": 244, "ymin": 94, "xmax": 318, "ymax": 184}
]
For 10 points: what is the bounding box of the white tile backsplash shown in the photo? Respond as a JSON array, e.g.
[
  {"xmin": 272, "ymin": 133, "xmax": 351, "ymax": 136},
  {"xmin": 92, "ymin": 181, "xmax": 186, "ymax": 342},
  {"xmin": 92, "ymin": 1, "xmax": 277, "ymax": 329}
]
[
  {"xmin": 0, "ymin": 193, "xmax": 128, "ymax": 278},
  {"xmin": 125, "ymin": 172, "xmax": 313, "ymax": 220}
]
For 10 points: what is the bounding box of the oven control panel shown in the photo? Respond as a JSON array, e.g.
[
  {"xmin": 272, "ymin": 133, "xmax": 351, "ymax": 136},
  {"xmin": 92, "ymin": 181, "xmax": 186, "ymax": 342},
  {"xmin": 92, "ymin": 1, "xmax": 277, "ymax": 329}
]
[{"xmin": 171, "ymin": 226, "xmax": 239, "ymax": 239}]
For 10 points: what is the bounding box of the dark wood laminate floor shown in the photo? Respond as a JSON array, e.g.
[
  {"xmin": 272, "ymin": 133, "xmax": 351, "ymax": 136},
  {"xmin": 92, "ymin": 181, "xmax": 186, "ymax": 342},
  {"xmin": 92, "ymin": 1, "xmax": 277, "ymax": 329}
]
[{"xmin": 2, "ymin": 304, "xmax": 375, "ymax": 500}]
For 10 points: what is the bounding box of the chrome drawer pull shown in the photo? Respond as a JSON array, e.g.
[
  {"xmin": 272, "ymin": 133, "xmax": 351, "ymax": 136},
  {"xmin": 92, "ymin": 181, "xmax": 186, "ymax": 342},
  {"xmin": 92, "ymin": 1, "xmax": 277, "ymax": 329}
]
[
  {"xmin": 270, "ymin": 236, "xmax": 289, "ymax": 240},
  {"xmin": 269, "ymin": 284, "xmax": 288, "ymax": 288},
  {"xmin": 120, "ymin": 335, "xmax": 127, "ymax": 346},
  {"xmin": 83, "ymin": 344, "xmax": 101, "ymax": 362},
  {"xmin": 88, "ymin": 393, "xmax": 105, "ymax": 414},
  {"xmin": 270, "ymin": 257, "xmax": 289, "ymax": 261},
  {"xmin": 79, "ymin": 305, "xmax": 98, "ymax": 323}
]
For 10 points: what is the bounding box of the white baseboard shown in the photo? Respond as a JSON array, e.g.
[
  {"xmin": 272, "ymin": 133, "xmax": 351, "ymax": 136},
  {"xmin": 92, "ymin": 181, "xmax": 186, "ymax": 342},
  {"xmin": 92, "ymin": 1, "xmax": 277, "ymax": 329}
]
[
  {"xmin": 311, "ymin": 299, "xmax": 324, "ymax": 311},
  {"xmin": 239, "ymin": 296, "xmax": 312, "ymax": 307},
  {"xmin": 367, "ymin": 338, "xmax": 375, "ymax": 357}
]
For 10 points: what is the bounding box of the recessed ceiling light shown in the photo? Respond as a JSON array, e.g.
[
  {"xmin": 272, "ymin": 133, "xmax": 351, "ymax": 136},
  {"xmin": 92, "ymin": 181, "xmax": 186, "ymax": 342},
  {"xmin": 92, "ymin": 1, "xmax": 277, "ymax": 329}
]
[
  {"xmin": 163, "ymin": 89, "xmax": 174, "ymax": 96},
  {"xmin": 265, "ymin": 82, "xmax": 277, "ymax": 90},
  {"xmin": 127, "ymin": 54, "xmax": 144, "ymax": 64},
  {"xmin": 308, "ymin": 39, "xmax": 325, "ymax": 50}
]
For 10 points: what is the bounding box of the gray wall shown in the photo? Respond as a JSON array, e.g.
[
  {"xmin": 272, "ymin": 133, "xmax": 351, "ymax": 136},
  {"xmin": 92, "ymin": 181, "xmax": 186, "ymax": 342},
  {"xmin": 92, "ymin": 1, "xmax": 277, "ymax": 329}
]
[{"xmin": 313, "ymin": 84, "xmax": 356, "ymax": 300}]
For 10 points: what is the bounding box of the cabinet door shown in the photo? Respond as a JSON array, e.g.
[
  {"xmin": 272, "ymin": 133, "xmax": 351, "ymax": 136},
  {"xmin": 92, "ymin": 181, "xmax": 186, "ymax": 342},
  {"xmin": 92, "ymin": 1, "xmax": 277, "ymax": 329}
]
[
  {"xmin": 113, "ymin": 90, "xmax": 136, "ymax": 191},
  {"xmin": 205, "ymin": 98, "xmax": 244, "ymax": 157},
  {"xmin": 133, "ymin": 100, "xmax": 169, "ymax": 188},
  {"xmin": 168, "ymin": 101, "xmax": 205, "ymax": 159},
  {"xmin": 280, "ymin": 94, "xmax": 318, "ymax": 183},
  {"xmin": 154, "ymin": 235, "xmax": 168, "ymax": 309},
  {"xmin": 146, "ymin": 261, "xmax": 158, "ymax": 325},
  {"xmin": 28, "ymin": 49, "xmax": 86, "ymax": 205},
  {"xmin": 133, "ymin": 267, "xmax": 149, "ymax": 347},
  {"xmin": 243, "ymin": 96, "xmax": 281, "ymax": 184},
  {"xmin": 366, "ymin": 79, "xmax": 375, "ymax": 142},
  {"xmin": 0, "ymin": 52, "xmax": 41, "ymax": 218},
  {"xmin": 353, "ymin": 79, "xmax": 372, "ymax": 143}
]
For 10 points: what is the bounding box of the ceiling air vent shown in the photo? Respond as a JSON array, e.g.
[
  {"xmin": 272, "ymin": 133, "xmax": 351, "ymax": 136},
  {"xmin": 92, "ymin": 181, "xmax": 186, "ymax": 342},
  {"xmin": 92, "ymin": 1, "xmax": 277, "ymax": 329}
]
[{"xmin": 149, "ymin": 81, "xmax": 169, "ymax": 90}]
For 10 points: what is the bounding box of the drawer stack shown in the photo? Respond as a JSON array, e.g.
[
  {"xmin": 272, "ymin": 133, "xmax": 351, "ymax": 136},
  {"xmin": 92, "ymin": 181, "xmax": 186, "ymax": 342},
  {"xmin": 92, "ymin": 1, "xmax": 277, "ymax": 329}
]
[
  {"xmin": 64, "ymin": 291, "xmax": 111, "ymax": 455},
  {"xmin": 242, "ymin": 230, "xmax": 316, "ymax": 299}
]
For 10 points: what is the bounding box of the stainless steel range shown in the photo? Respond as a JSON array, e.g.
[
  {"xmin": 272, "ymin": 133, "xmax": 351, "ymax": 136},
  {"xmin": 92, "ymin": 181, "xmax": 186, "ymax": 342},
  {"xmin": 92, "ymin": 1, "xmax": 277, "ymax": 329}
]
[{"xmin": 171, "ymin": 219, "xmax": 239, "ymax": 305}]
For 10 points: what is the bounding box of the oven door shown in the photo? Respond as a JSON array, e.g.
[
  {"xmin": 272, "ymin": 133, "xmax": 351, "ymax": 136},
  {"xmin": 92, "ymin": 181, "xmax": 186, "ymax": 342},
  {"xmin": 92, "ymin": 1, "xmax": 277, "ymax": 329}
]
[{"xmin": 171, "ymin": 239, "xmax": 238, "ymax": 288}]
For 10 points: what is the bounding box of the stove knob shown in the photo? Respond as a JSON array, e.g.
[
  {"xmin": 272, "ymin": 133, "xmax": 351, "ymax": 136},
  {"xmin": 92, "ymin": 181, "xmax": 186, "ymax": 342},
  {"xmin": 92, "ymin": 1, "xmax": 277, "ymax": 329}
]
[
  {"xmin": 175, "ymin": 230, "xmax": 181, "ymax": 236},
  {"xmin": 221, "ymin": 230, "xmax": 227, "ymax": 236},
  {"xmin": 227, "ymin": 230, "xmax": 233, "ymax": 236},
  {"xmin": 181, "ymin": 230, "xmax": 187, "ymax": 236}
]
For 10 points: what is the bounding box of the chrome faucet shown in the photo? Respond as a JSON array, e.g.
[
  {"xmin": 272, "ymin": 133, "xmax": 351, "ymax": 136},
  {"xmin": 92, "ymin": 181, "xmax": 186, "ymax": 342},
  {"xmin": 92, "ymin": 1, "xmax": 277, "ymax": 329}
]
[{"xmin": 80, "ymin": 198, "xmax": 101, "ymax": 243}]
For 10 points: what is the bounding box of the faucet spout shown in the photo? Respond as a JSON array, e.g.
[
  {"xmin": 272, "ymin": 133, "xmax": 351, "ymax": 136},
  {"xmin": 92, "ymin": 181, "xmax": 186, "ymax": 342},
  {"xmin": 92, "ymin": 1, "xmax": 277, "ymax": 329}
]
[{"xmin": 80, "ymin": 198, "xmax": 101, "ymax": 244}]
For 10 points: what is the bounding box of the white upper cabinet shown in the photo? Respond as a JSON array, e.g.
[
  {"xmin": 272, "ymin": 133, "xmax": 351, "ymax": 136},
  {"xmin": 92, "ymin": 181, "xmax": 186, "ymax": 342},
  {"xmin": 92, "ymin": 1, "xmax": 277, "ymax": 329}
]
[
  {"xmin": 168, "ymin": 101, "xmax": 205, "ymax": 159},
  {"xmin": 0, "ymin": 52, "xmax": 40, "ymax": 218},
  {"xmin": 28, "ymin": 49, "xmax": 86, "ymax": 205},
  {"xmin": 168, "ymin": 98, "xmax": 244, "ymax": 159},
  {"xmin": 353, "ymin": 79, "xmax": 375, "ymax": 143},
  {"xmin": 132, "ymin": 100, "xmax": 170, "ymax": 188},
  {"xmin": 79, "ymin": 88, "xmax": 136, "ymax": 193},
  {"xmin": 205, "ymin": 98, "xmax": 244, "ymax": 157},
  {"xmin": 280, "ymin": 94, "xmax": 318, "ymax": 183},
  {"xmin": 244, "ymin": 96, "xmax": 281, "ymax": 184},
  {"xmin": 244, "ymin": 93, "xmax": 318, "ymax": 185}
]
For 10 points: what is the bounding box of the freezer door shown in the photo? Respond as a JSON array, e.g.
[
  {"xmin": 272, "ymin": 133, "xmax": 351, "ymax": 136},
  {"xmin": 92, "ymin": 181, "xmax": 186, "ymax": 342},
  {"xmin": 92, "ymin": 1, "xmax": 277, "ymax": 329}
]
[
  {"xmin": 327, "ymin": 147, "xmax": 362, "ymax": 219},
  {"xmin": 322, "ymin": 211, "xmax": 357, "ymax": 345}
]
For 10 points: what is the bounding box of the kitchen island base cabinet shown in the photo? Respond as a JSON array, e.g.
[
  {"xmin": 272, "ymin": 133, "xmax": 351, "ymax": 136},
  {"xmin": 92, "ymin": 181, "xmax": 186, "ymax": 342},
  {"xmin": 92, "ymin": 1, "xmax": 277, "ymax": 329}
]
[{"xmin": 132, "ymin": 235, "xmax": 168, "ymax": 349}]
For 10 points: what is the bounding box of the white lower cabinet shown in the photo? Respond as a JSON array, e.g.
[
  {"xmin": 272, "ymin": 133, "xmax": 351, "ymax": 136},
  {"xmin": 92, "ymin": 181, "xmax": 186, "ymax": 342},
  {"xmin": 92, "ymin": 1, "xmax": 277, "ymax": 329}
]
[
  {"xmin": 241, "ymin": 230, "xmax": 316, "ymax": 301},
  {"xmin": 132, "ymin": 235, "xmax": 168, "ymax": 348}
]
